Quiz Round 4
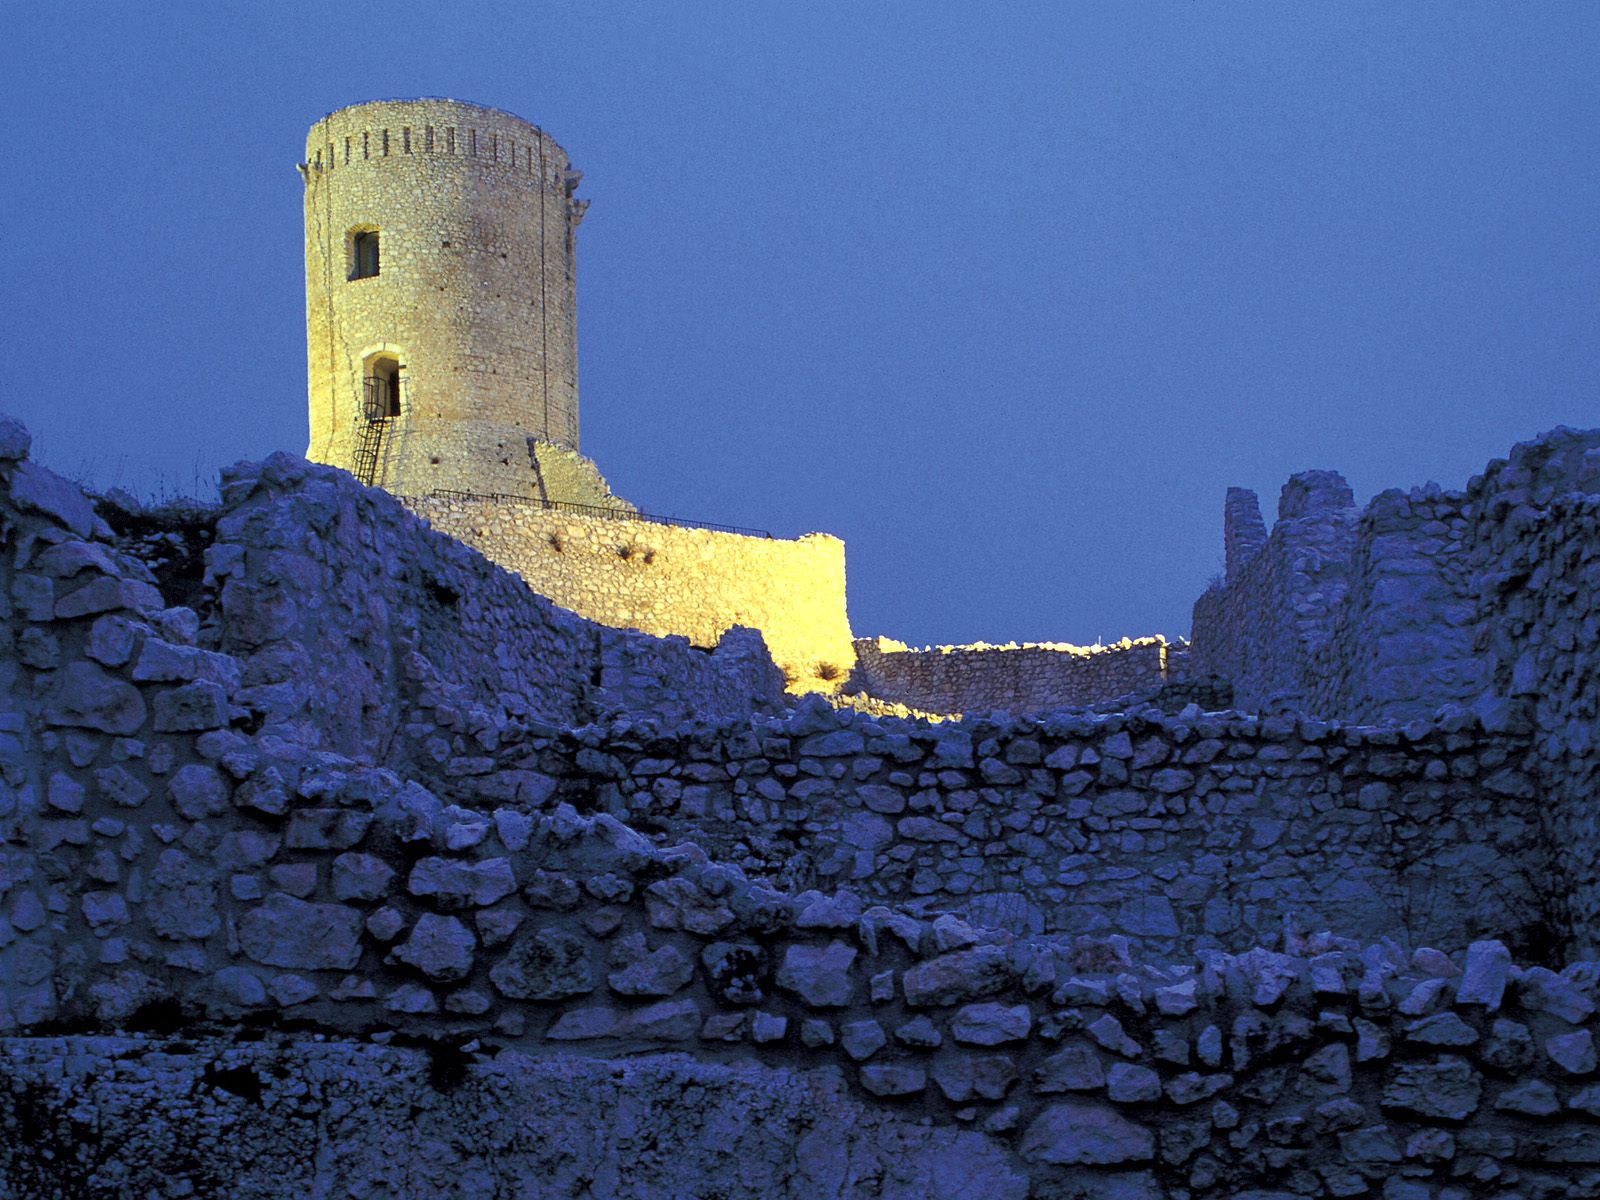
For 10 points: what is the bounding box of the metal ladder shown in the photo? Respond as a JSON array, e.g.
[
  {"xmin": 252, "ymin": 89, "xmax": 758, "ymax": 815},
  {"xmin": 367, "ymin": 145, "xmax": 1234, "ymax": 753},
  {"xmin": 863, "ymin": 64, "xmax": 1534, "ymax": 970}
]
[{"xmin": 353, "ymin": 376, "xmax": 393, "ymax": 486}]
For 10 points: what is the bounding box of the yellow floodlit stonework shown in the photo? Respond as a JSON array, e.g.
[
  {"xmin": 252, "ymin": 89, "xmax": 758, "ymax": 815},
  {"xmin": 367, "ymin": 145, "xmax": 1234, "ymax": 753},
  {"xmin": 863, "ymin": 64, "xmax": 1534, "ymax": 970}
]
[
  {"xmin": 301, "ymin": 98, "xmax": 857, "ymax": 691},
  {"xmin": 303, "ymin": 98, "xmax": 584, "ymax": 497},
  {"xmin": 406, "ymin": 493, "xmax": 857, "ymax": 693}
]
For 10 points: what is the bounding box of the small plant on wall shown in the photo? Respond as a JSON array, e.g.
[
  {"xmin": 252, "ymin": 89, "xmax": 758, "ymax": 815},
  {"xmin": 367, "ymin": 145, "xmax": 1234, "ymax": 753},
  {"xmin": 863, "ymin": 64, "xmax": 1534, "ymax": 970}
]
[{"xmin": 815, "ymin": 661, "xmax": 843, "ymax": 682}]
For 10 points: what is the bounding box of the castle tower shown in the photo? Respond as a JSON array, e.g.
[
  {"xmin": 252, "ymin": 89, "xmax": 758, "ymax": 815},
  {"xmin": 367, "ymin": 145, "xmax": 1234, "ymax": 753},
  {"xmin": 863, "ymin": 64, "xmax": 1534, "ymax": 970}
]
[{"xmin": 301, "ymin": 99, "xmax": 586, "ymax": 497}]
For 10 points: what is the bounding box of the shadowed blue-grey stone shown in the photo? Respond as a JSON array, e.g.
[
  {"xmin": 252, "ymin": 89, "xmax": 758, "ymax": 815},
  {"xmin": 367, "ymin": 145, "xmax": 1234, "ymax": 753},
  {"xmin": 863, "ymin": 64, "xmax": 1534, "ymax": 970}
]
[
  {"xmin": 389, "ymin": 913, "xmax": 475, "ymax": 982},
  {"xmin": 45, "ymin": 662, "xmax": 147, "ymax": 735},
  {"xmin": 168, "ymin": 764, "xmax": 228, "ymax": 819},
  {"xmin": 95, "ymin": 765, "xmax": 149, "ymax": 808},
  {"xmin": 0, "ymin": 415, "xmax": 31, "ymax": 460},
  {"xmin": 896, "ymin": 816, "xmax": 964, "ymax": 843},
  {"xmin": 331, "ymin": 852, "xmax": 395, "ymax": 902},
  {"xmin": 46, "ymin": 771, "xmax": 84, "ymax": 814},
  {"xmin": 775, "ymin": 941, "xmax": 856, "ymax": 1007},
  {"xmin": 627, "ymin": 998, "xmax": 702, "ymax": 1040},
  {"xmin": 841, "ymin": 811, "xmax": 892, "ymax": 850},
  {"xmin": 951, "ymin": 1002, "xmax": 1031, "ymax": 1045},
  {"xmin": 751, "ymin": 1012, "xmax": 787, "ymax": 1044},
  {"xmin": 286, "ymin": 808, "xmax": 372, "ymax": 850},
  {"xmin": 607, "ymin": 945, "xmax": 694, "ymax": 996},
  {"xmin": 857, "ymin": 784, "xmax": 906, "ymax": 814},
  {"xmin": 860, "ymin": 1064, "xmax": 925, "ymax": 1097},
  {"xmin": 490, "ymin": 929, "xmax": 594, "ymax": 1000},
  {"xmin": 902, "ymin": 945, "xmax": 1012, "ymax": 1007},
  {"xmin": 839, "ymin": 1019, "xmax": 886, "ymax": 1061},
  {"xmin": 1339, "ymin": 1125, "xmax": 1402, "ymax": 1163},
  {"xmin": 152, "ymin": 681, "xmax": 229, "ymax": 732},
  {"xmin": 1035, "ymin": 1044, "xmax": 1106, "ymax": 1093},
  {"xmin": 1302, "ymin": 1043, "xmax": 1351, "ymax": 1093},
  {"xmin": 931, "ymin": 1054, "xmax": 1016, "ymax": 1102},
  {"xmin": 239, "ymin": 893, "xmax": 362, "ymax": 970},
  {"xmin": 1019, "ymin": 1101, "xmax": 1155, "ymax": 1164},
  {"xmin": 894, "ymin": 1015, "xmax": 942, "ymax": 1048},
  {"xmin": 1088, "ymin": 1013, "xmax": 1142, "ymax": 1057},
  {"xmin": 1106, "ymin": 1061, "xmax": 1161, "ymax": 1103},
  {"xmin": 1548, "ymin": 1030, "xmax": 1598, "ymax": 1075},
  {"xmin": 408, "ymin": 856, "xmax": 517, "ymax": 909},
  {"xmin": 147, "ymin": 848, "xmax": 221, "ymax": 940},
  {"xmin": 385, "ymin": 983, "xmax": 437, "ymax": 1014},
  {"xmin": 1381, "ymin": 1056, "xmax": 1482, "ymax": 1120},
  {"xmin": 11, "ymin": 461, "xmax": 95, "ymax": 535},
  {"xmin": 1519, "ymin": 966, "xmax": 1597, "ymax": 1024},
  {"xmin": 1495, "ymin": 1080, "xmax": 1561, "ymax": 1116},
  {"xmin": 1455, "ymin": 940, "xmax": 1511, "ymax": 1009},
  {"xmin": 1405, "ymin": 1012, "xmax": 1478, "ymax": 1047},
  {"xmin": 1116, "ymin": 895, "xmax": 1179, "ymax": 938}
]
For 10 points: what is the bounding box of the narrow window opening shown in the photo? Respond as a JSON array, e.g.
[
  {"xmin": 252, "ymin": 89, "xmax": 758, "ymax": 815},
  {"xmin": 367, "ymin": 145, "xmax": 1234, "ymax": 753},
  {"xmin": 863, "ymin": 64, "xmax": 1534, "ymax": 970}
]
[{"xmin": 351, "ymin": 230, "xmax": 381, "ymax": 279}]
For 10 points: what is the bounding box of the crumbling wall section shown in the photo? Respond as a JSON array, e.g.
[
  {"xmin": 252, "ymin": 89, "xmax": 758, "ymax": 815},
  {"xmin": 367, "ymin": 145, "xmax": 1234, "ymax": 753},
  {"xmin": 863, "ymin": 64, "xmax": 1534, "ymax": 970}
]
[{"xmin": 1189, "ymin": 473, "xmax": 1360, "ymax": 712}]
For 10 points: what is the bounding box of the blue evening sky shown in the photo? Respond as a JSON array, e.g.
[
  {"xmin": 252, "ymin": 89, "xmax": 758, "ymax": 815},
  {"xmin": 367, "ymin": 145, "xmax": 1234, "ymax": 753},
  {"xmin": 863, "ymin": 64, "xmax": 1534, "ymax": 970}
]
[{"xmin": 2, "ymin": 2, "xmax": 1595, "ymax": 647}]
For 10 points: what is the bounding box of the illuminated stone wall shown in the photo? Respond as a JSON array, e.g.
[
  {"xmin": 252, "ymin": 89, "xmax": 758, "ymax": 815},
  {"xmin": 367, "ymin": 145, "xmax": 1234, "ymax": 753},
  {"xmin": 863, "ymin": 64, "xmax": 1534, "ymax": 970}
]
[
  {"xmin": 407, "ymin": 492, "xmax": 856, "ymax": 693},
  {"xmin": 849, "ymin": 636, "xmax": 1175, "ymax": 715},
  {"xmin": 303, "ymin": 99, "xmax": 584, "ymax": 498}
]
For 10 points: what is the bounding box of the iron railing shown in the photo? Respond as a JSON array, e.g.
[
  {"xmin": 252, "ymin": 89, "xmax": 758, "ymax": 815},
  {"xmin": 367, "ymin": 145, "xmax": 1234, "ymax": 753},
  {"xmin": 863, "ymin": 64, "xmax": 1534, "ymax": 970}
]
[{"xmin": 422, "ymin": 488, "xmax": 773, "ymax": 539}]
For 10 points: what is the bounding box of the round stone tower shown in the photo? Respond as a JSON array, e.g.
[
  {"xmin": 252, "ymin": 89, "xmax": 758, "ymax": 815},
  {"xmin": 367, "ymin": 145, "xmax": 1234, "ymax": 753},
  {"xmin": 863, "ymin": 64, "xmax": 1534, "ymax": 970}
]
[{"xmin": 302, "ymin": 98, "xmax": 586, "ymax": 497}]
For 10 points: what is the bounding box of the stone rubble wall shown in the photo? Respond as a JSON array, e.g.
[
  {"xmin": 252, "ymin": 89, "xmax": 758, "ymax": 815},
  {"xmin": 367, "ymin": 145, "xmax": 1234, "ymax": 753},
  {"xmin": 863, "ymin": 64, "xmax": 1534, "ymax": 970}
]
[
  {"xmin": 848, "ymin": 635, "xmax": 1175, "ymax": 716},
  {"xmin": 407, "ymin": 491, "xmax": 856, "ymax": 693},
  {"xmin": 1191, "ymin": 428, "xmax": 1600, "ymax": 963},
  {"xmin": 8, "ymin": 414, "xmax": 1600, "ymax": 1194},
  {"xmin": 545, "ymin": 698, "xmax": 1548, "ymax": 961},
  {"xmin": 1465, "ymin": 430, "xmax": 1600, "ymax": 959},
  {"xmin": 6, "ymin": 775, "xmax": 1600, "ymax": 1198}
]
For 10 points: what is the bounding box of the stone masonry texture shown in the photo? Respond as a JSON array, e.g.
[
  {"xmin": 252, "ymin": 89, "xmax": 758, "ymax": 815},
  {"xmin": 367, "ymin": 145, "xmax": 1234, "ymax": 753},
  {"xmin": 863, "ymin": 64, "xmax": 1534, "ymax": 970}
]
[
  {"xmin": 6, "ymin": 408, "xmax": 1600, "ymax": 1195},
  {"xmin": 849, "ymin": 634, "xmax": 1180, "ymax": 716},
  {"xmin": 407, "ymin": 491, "xmax": 856, "ymax": 695},
  {"xmin": 304, "ymin": 99, "xmax": 584, "ymax": 497}
]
